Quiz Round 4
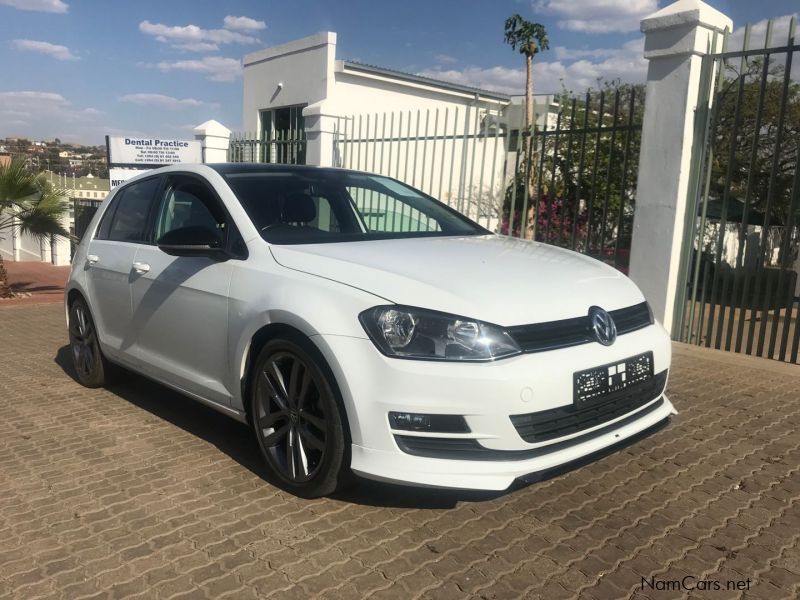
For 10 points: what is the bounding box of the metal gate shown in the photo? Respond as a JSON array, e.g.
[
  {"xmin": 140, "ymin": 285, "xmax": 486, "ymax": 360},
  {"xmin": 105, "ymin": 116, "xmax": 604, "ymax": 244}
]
[
  {"xmin": 676, "ymin": 18, "xmax": 800, "ymax": 364},
  {"xmin": 332, "ymin": 88, "xmax": 643, "ymax": 271}
]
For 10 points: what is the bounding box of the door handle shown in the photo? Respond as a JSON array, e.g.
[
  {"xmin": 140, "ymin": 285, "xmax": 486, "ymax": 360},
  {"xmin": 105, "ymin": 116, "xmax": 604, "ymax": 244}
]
[
  {"xmin": 132, "ymin": 262, "xmax": 151, "ymax": 274},
  {"xmin": 86, "ymin": 254, "xmax": 99, "ymax": 265}
]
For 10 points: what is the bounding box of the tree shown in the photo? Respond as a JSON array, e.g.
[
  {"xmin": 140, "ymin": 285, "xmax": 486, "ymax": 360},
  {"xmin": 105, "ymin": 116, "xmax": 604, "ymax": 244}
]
[
  {"xmin": 502, "ymin": 82, "xmax": 645, "ymax": 261},
  {"xmin": 504, "ymin": 14, "xmax": 549, "ymax": 237},
  {"xmin": 504, "ymin": 15, "xmax": 549, "ymax": 137},
  {"xmin": 0, "ymin": 158, "xmax": 70, "ymax": 297},
  {"xmin": 705, "ymin": 58, "xmax": 800, "ymax": 267}
]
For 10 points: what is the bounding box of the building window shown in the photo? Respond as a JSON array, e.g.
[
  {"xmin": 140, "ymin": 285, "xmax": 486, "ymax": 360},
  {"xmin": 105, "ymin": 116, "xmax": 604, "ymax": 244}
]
[{"xmin": 260, "ymin": 105, "xmax": 306, "ymax": 165}]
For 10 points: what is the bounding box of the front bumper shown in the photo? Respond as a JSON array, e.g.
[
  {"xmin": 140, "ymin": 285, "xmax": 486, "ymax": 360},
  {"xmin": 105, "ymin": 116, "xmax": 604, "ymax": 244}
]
[{"xmin": 314, "ymin": 323, "xmax": 676, "ymax": 491}]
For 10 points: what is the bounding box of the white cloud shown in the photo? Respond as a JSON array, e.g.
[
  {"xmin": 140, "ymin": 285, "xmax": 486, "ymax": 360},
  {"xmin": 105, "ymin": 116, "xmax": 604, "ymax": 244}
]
[
  {"xmin": 728, "ymin": 13, "xmax": 799, "ymax": 52},
  {"xmin": 155, "ymin": 56, "xmax": 242, "ymax": 82},
  {"xmin": 0, "ymin": 0, "xmax": 67, "ymax": 13},
  {"xmin": 418, "ymin": 65, "xmax": 524, "ymax": 95},
  {"xmin": 0, "ymin": 91, "xmax": 104, "ymax": 141},
  {"xmin": 139, "ymin": 20, "xmax": 260, "ymax": 51},
  {"xmin": 534, "ymin": 0, "xmax": 657, "ymax": 33},
  {"xmin": 223, "ymin": 15, "xmax": 266, "ymax": 32},
  {"xmin": 173, "ymin": 42, "xmax": 220, "ymax": 52},
  {"xmin": 434, "ymin": 53, "xmax": 458, "ymax": 65},
  {"xmin": 119, "ymin": 93, "xmax": 204, "ymax": 109},
  {"xmin": 418, "ymin": 38, "xmax": 646, "ymax": 95},
  {"xmin": 12, "ymin": 39, "xmax": 77, "ymax": 61}
]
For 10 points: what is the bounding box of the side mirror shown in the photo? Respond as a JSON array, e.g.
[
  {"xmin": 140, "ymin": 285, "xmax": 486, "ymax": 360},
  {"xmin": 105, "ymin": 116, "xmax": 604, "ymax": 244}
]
[{"xmin": 157, "ymin": 226, "xmax": 227, "ymax": 259}]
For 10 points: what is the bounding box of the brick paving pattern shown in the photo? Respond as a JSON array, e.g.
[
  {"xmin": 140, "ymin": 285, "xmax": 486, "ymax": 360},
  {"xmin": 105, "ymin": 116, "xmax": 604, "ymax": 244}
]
[{"xmin": 1, "ymin": 303, "xmax": 799, "ymax": 599}]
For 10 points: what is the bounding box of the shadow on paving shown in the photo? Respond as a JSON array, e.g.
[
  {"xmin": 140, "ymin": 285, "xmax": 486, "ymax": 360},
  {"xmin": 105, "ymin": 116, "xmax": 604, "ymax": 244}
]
[
  {"xmin": 10, "ymin": 280, "xmax": 65, "ymax": 293},
  {"xmin": 54, "ymin": 343, "xmax": 665, "ymax": 510}
]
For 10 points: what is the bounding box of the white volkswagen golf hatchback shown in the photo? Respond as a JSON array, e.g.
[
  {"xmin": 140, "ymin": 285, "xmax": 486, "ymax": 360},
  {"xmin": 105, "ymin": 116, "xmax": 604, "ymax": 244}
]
[{"xmin": 66, "ymin": 164, "xmax": 676, "ymax": 497}]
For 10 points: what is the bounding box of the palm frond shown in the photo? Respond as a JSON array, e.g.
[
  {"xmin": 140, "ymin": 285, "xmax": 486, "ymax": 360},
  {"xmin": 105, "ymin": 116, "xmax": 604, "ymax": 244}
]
[
  {"xmin": 0, "ymin": 158, "xmax": 40, "ymax": 208},
  {"xmin": 0, "ymin": 157, "xmax": 72, "ymax": 240}
]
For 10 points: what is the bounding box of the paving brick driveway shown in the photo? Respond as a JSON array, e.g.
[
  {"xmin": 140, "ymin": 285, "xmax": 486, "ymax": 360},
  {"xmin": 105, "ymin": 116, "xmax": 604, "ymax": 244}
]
[{"xmin": 1, "ymin": 303, "xmax": 799, "ymax": 600}]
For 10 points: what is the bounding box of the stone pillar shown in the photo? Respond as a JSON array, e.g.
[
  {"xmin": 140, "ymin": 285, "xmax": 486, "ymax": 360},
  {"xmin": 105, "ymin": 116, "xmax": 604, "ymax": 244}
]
[
  {"xmin": 50, "ymin": 211, "xmax": 72, "ymax": 266},
  {"xmin": 628, "ymin": 0, "xmax": 732, "ymax": 334},
  {"xmin": 193, "ymin": 120, "xmax": 232, "ymax": 163},
  {"xmin": 303, "ymin": 102, "xmax": 339, "ymax": 167}
]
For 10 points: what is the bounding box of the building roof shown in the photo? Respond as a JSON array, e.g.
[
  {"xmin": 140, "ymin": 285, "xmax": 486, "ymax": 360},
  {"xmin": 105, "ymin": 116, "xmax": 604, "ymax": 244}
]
[{"xmin": 339, "ymin": 60, "xmax": 512, "ymax": 102}]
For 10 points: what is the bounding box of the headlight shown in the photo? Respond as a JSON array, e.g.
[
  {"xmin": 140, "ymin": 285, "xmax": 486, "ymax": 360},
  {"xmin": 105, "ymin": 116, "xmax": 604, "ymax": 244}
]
[{"xmin": 359, "ymin": 306, "xmax": 522, "ymax": 361}]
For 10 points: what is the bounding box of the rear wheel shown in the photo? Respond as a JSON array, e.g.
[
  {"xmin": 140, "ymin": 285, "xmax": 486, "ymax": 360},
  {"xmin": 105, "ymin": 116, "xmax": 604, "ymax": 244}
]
[
  {"xmin": 68, "ymin": 298, "xmax": 117, "ymax": 388},
  {"xmin": 250, "ymin": 337, "xmax": 349, "ymax": 498}
]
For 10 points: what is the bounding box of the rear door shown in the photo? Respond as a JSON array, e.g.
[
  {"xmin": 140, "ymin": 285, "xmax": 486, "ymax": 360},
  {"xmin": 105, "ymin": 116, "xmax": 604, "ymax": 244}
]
[
  {"xmin": 129, "ymin": 173, "xmax": 236, "ymax": 405},
  {"xmin": 85, "ymin": 176, "xmax": 161, "ymax": 364}
]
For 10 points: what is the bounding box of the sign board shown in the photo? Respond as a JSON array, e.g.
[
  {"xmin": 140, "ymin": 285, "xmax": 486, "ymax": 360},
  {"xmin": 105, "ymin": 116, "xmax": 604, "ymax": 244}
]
[
  {"xmin": 107, "ymin": 136, "xmax": 201, "ymax": 166},
  {"xmin": 109, "ymin": 167, "xmax": 145, "ymax": 189},
  {"xmin": 106, "ymin": 134, "xmax": 203, "ymax": 189}
]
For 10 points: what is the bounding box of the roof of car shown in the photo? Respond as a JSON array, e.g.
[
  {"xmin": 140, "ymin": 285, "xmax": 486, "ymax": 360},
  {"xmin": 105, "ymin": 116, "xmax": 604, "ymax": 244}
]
[{"xmin": 207, "ymin": 163, "xmax": 352, "ymax": 175}]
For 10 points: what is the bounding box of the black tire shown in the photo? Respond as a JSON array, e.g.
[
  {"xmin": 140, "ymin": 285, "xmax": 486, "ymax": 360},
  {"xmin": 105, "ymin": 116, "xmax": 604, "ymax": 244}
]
[
  {"xmin": 67, "ymin": 297, "xmax": 118, "ymax": 388},
  {"xmin": 250, "ymin": 335, "xmax": 350, "ymax": 498}
]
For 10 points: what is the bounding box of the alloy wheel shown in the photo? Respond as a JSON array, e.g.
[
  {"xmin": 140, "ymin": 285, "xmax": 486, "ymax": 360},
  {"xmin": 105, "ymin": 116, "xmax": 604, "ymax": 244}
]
[
  {"xmin": 255, "ymin": 352, "xmax": 328, "ymax": 482},
  {"xmin": 69, "ymin": 304, "xmax": 96, "ymax": 380}
]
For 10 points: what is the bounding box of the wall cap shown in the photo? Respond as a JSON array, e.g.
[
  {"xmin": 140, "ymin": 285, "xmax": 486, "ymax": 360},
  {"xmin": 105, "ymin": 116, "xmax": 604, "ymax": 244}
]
[
  {"xmin": 641, "ymin": 0, "xmax": 732, "ymax": 34},
  {"xmin": 243, "ymin": 32, "xmax": 336, "ymax": 68}
]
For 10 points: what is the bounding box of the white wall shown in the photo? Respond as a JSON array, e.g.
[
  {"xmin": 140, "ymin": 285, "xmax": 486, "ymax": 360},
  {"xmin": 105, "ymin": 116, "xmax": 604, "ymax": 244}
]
[{"xmin": 242, "ymin": 32, "xmax": 337, "ymax": 134}]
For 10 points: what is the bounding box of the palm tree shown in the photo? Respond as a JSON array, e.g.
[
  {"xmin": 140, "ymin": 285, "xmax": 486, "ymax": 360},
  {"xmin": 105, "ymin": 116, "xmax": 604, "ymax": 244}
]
[
  {"xmin": 0, "ymin": 158, "xmax": 70, "ymax": 298},
  {"xmin": 504, "ymin": 15, "xmax": 549, "ymax": 139},
  {"xmin": 504, "ymin": 14, "xmax": 549, "ymax": 238}
]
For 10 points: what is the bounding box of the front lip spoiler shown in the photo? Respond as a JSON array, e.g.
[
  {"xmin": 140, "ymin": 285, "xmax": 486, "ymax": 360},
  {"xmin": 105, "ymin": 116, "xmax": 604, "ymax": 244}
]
[{"xmin": 516, "ymin": 416, "xmax": 672, "ymax": 484}]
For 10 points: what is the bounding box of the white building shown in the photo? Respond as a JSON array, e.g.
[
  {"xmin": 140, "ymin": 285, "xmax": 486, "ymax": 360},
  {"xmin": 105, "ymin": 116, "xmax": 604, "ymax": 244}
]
[{"xmin": 241, "ymin": 32, "xmax": 556, "ymax": 225}]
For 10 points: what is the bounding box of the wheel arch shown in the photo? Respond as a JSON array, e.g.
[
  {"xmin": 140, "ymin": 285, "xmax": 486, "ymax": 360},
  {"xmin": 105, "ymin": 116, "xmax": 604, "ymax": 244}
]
[
  {"xmin": 239, "ymin": 321, "xmax": 355, "ymax": 447},
  {"xmin": 64, "ymin": 284, "xmax": 89, "ymax": 326}
]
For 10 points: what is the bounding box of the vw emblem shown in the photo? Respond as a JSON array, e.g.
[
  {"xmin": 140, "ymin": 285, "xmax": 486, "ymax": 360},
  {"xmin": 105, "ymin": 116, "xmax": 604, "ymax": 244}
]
[{"xmin": 589, "ymin": 306, "xmax": 617, "ymax": 346}]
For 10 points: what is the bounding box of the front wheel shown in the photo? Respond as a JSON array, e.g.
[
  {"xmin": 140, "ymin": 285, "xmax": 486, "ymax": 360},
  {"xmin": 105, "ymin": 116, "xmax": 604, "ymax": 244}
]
[{"xmin": 250, "ymin": 337, "xmax": 350, "ymax": 498}]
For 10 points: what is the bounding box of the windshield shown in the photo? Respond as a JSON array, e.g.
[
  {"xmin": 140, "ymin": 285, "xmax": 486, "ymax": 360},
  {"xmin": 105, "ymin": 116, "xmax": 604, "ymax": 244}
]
[{"xmin": 221, "ymin": 169, "xmax": 488, "ymax": 244}]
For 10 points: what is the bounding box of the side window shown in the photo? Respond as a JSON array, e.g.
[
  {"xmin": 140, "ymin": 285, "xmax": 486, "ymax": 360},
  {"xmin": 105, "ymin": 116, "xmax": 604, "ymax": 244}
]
[
  {"xmin": 346, "ymin": 187, "xmax": 442, "ymax": 233},
  {"xmin": 95, "ymin": 193, "xmax": 120, "ymax": 240},
  {"xmin": 107, "ymin": 178, "xmax": 160, "ymax": 242},
  {"xmin": 154, "ymin": 177, "xmax": 225, "ymax": 244}
]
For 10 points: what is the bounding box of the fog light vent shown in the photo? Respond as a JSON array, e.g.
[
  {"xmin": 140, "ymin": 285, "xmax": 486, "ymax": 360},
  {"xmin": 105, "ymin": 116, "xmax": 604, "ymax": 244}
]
[{"xmin": 388, "ymin": 412, "xmax": 470, "ymax": 433}]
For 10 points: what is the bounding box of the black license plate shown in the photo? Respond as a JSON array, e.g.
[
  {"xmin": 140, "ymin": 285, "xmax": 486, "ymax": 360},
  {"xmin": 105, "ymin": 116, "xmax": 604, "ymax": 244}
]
[{"xmin": 574, "ymin": 351, "xmax": 654, "ymax": 406}]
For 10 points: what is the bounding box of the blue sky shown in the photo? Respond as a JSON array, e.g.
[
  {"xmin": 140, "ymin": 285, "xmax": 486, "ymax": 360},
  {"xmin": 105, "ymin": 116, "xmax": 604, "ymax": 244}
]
[{"xmin": 0, "ymin": 0, "xmax": 797, "ymax": 144}]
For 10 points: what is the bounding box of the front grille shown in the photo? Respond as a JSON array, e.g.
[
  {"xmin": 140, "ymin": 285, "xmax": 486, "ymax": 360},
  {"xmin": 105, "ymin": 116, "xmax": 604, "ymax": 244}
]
[
  {"xmin": 507, "ymin": 301, "xmax": 653, "ymax": 353},
  {"xmin": 510, "ymin": 369, "xmax": 668, "ymax": 443}
]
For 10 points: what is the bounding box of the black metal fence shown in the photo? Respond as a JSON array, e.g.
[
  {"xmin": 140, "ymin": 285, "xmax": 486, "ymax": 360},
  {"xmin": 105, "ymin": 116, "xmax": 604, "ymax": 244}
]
[
  {"xmin": 518, "ymin": 87, "xmax": 643, "ymax": 273},
  {"xmin": 677, "ymin": 18, "xmax": 800, "ymax": 364}
]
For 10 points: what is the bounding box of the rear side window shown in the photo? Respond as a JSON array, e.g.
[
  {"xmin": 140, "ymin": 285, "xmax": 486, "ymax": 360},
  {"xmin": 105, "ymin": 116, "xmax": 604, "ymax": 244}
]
[
  {"xmin": 95, "ymin": 193, "xmax": 119, "ymax": 240},
  {"xmin": 107, "ymin": 178, "xmax": 160, "ymax": 243}
]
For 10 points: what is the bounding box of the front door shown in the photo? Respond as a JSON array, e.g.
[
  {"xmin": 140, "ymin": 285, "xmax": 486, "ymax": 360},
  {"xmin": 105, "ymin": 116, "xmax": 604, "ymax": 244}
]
[
  {"xmin": 130, "ymin": 174, "xmax": 234, "ymax": 406},
  {"xmin": 84, "ymin": 176, "xmax": 161, "ymax": 364}
]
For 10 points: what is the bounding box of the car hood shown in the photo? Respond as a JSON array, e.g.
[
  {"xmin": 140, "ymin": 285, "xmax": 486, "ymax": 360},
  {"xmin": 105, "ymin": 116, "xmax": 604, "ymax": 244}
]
[{"xmin": 270, "ymin": 234, "xmax": 645, "ymax": 326}]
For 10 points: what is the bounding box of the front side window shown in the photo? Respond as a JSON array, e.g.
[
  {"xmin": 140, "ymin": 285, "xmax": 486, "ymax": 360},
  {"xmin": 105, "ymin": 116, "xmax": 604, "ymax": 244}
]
[
  {"xmin": 154, "ymin": 176, "xmax": 225, "ymax": 245},
  {"xmin": 107, "ymin": 177, "xmax": 160, "ymax": 243},
  {"xmin": 222, "ymin": 170, "xmax": 485, "ymax": 245}
]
